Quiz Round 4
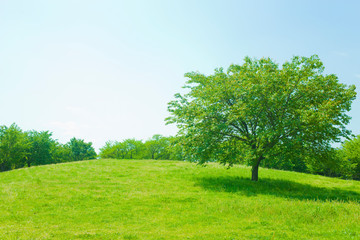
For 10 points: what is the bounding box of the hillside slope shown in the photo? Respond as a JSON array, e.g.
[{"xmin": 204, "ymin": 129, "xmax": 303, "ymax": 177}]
[{"xmin": 0, "ymin": 159, "xmax": 359, "ymax": 239}]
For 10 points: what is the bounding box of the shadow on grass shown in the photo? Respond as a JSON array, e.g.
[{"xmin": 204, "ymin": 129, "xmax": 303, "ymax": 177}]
[{"xmin": 196, "ymin": 176, "xmax": 360, "ymax": 202}]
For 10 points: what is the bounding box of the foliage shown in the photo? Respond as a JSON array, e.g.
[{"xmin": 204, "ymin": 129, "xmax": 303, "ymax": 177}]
[
  {"xmin": 99, "ymin": 141, "xmax": 126, "ymax": 159},
  {"xmin": 66, "ymin": 137, "xmax": 97, "ymax": 161},
  {"xmin": 99, "ymin": 135, "xmax": 184, "ymax": 160},
  {"xmin": 26, "ymin": 130, "xmax": 56, "ymax": 166},
  {"xmin": 51, "ymin": 142, "xmax": 72, "ymax": 163},
  {"xmin": 122, "ymin": 139, "xmax": 145, "ymax": 159},
  {"xmin": 167, "ymin": 55, "xmax": 356, "ymax": 181},
  {"xmin": 167, "ymin": 136, "xmax": 185, "ymax": 160},
  {"xmin": 99, "ymin": 139, "xmax": 145, "ymax": 159},
  {"xmin": 338, "ymin": 135, "xmax": 360, "ymax": 180},
  {"xmin": 0, "ymin": 160, "xmax": 359, "ymax": 239},
  {"xmin": 144, "ymin": 134, "xmax": 170, "ymax": 159},
  {"xmin": 0, "ymin": 124, "xmax": 30, "ymax": 171}
]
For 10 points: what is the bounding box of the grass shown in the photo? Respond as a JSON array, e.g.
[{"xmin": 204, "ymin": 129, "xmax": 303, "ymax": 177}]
[{"xmin": 0, "ymin": 159, "xmax": 359, "ymax": 239}]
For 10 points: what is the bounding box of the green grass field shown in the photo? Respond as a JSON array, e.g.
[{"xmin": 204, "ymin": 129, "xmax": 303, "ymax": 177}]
[{"xmin": 0, "ymin": 159, "xmax": 359, "ymax": 239}]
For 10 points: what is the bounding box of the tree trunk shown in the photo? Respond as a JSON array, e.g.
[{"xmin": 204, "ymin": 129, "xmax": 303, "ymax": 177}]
[
  {"xmin": 251, "ymin": 156, "xmax": 264, "ymax": 181},
  {"xmin": 251, "ymin": 164, "xmax": 259, "ymax": 181}
]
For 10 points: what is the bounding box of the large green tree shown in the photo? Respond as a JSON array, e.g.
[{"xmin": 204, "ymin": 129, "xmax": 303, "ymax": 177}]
[{"xmin": 166, "ymin": 55, "xmax": 356, "ymax": 181}]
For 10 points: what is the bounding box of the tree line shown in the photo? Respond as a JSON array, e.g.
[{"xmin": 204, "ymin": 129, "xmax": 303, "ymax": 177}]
[
  {"xmin": 1, "ymin": 122, "xmax": 359, "ymax": 180},
  {"xmin": 0, "ymin": 123, "xmax": 96, "ymax": 172},
  {"xmin": 98, "ymin": 134, "xmax": 184, "ymax": 160},
  {"xmin": 0, "ymin": 123, "xmax": 184, "ymax": 173}
]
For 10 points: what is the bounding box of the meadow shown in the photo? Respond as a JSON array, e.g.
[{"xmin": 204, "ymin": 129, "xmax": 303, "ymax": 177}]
[{"xmin": 0, "ymin": 159, "xmax": 359, "ymax": 239}]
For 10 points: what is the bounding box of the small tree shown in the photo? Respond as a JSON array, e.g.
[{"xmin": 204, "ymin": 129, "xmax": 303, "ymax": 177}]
[{"xmin": 167, "ymin": 55, "xmax": 356, "ymax": 181}]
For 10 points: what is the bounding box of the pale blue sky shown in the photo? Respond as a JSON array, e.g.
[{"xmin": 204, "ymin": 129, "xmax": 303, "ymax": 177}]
[{"xmin": 1, "ymin": 0, "xmax": 359, "ymax": 150}]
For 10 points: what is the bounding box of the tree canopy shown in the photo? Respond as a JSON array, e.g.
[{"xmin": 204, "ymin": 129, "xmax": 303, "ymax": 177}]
[
  {"xmin": 0, "ymin": 124, "xmax": 30, "ymax": 171},
  {"xmin": 67, "ymin": 137, "xmax": 97, "ymax": 162},
  {"xmin": 166, "ymin": 55, "xmax": 356, "ymax": 181}
]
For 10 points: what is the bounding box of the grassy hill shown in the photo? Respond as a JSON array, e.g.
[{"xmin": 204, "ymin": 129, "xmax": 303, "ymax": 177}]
[{"xmin": 0, "ymin": 159, "xmax": 359, "ymax": 239}]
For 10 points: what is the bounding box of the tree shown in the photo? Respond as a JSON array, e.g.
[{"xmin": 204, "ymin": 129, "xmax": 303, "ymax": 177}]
[
  {"xmin": 166, "ymin": 55, "xmax": 356, "ymax": 181},
  {"xmin": 144, "ymin": 135, "xmax": 170, "ymax": 159},
  {"xmin": 0, "ymin": 124, "xmax": 30, "ymax": 171},
  {"xmin": 26, "ymin": 130, "xmax": 56, "ymax": 166},
  {"xmin": 122, "ymin": 139, "xmax": 145, "ymax": 159},
  {"xmin": 51, "ymin": 142, "xmax": 72, "ymax": 163},
  {"xmin": 67, "ymin": 137, "xmax": 97, "ymax": 161}
]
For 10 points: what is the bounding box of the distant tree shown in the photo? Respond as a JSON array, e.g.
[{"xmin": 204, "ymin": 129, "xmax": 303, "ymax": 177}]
[
  {"xmin": 26, "ymin": 130, "xmax": 56, "ymax": 166},
  {"xmin": 99, "ymin": 139, "xmax": 144, "ymax": 159},
  {"xmin": 99, "ymin": 141, "xmax": 115, "ymax": 159},
  {"xmin": 0, "ymin": 124, "xmax": 30, "ymax": 171},
  {"xmin": 122, "ymin": 139, "xmax": 144, "ymax": 159},
  {"xmin": 99, "ymin": 141, "xmax": 127, "ymax": 159},
  {"xmin": 144, "ymin": 135, "xmax": 170, "ymax": 159},
  {"xmin": 167, "ymin": 55, "xmax": 356, "ymax": 181},
  {"xmin": 67, "ymin": 138, "xmax": 97, "ymax": 161}
]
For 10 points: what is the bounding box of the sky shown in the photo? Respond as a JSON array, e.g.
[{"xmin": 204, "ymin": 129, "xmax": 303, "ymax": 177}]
[{"xmin": 1, "ymin": 0, "xmax": 359, "ymax": 151}]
